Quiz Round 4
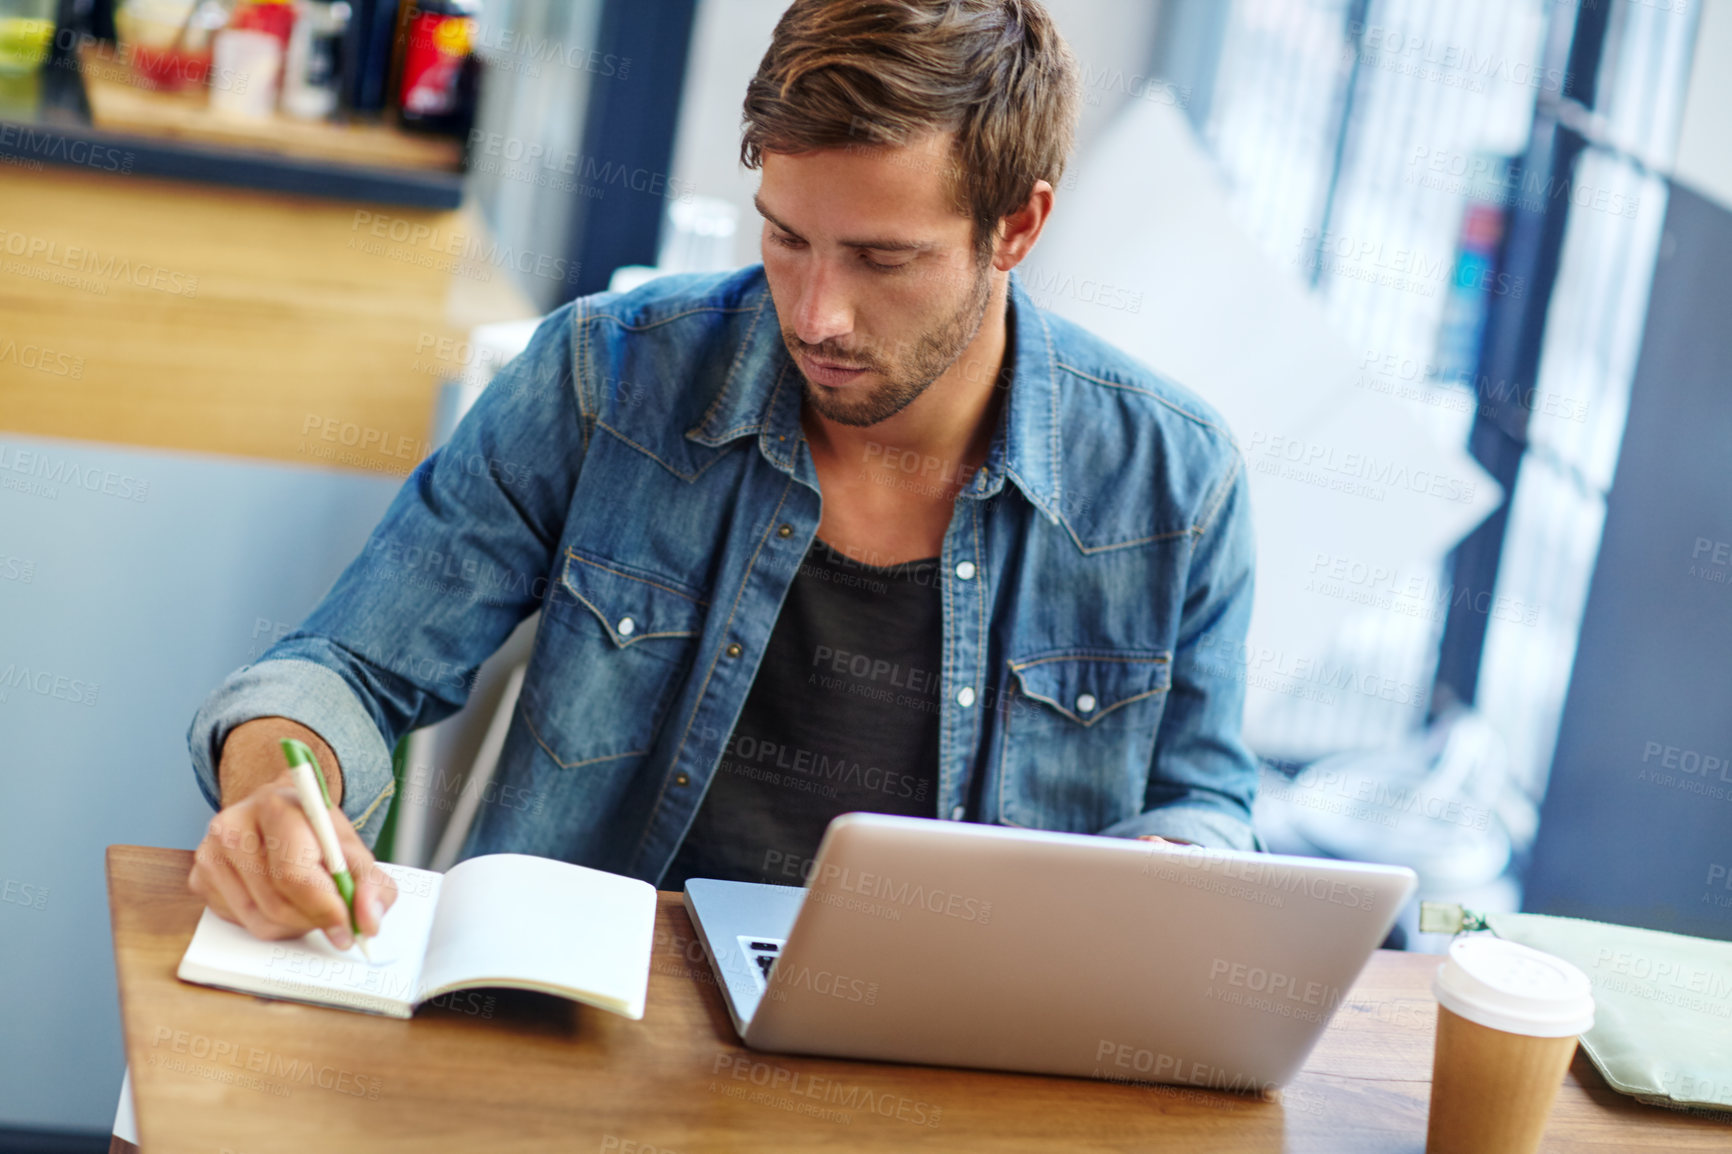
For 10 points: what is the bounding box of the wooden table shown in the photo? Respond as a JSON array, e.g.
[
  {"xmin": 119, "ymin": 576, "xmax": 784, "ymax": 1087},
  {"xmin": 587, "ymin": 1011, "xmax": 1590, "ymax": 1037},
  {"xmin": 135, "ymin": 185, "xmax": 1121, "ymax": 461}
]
[{"xmin": 107, "ymin": 845, "xmax": 1730, "ymax": 1152}]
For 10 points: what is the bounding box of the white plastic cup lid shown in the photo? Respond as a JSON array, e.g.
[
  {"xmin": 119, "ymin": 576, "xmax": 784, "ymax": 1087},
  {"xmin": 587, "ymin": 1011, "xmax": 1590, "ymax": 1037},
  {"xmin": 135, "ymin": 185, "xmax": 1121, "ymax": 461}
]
[{"xmin": 1432, "ymin": 936, "xmax": 1595, "ymax": 1038}]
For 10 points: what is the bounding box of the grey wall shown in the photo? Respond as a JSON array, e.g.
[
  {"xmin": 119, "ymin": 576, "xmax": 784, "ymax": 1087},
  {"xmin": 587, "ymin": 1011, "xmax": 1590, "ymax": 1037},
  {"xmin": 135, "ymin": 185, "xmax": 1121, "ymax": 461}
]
[
  {"xmin": 469, "ymin": 0, "xmax": 606, "ymax": 311},
  {"xmin": 1674, "ymin": 0, "xmax": 1732, "ymax": 213},
  {"xmin": 0, "ymin": 435, "xmax": 401, "ymax": 1132},
  {"xmin": 1524, "ymin": 181, "xmax": 1732, "ymax": 939}
]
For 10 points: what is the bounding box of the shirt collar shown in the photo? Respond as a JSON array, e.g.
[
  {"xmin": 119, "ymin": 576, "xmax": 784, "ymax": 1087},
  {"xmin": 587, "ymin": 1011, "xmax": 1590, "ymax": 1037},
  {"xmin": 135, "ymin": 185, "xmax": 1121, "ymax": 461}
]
[{"xmin": 687, "ymin": 267, "xmax": 1063, "ymax": 522}]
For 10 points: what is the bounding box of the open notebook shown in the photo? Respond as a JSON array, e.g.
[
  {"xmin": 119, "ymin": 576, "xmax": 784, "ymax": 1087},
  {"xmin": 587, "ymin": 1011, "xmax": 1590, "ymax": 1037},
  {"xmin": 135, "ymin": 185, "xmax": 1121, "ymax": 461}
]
[{"xmin": 176, "ymin": 853, "xmax": 657, "ymax": 1020}]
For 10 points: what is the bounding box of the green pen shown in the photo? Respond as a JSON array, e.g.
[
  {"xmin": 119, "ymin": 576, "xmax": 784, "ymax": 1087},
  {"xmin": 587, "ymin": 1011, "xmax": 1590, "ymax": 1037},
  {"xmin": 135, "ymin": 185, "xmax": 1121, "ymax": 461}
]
[{"xmin": 280, "ymin": 738, "xmax": 372, "ymax": 961}]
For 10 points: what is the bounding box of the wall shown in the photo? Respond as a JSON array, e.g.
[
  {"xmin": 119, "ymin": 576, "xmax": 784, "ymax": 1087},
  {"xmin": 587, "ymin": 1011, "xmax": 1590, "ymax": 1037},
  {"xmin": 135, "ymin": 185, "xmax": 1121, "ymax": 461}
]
[
  {"xmin": 1523, "ymin": 180, "xmax": 1732, "ymax": 940},
  {"xmin": 0, "ymin": 436, "xmax": 402, "ymax": 1132},
  {"xmin": 1673, "ymin": 0, "xmax": 1732, "ymax": 212}
]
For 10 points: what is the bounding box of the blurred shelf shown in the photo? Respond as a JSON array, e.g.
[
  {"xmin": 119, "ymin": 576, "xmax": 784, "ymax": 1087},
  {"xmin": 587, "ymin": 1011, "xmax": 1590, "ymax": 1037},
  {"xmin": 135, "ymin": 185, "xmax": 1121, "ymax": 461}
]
[
  {"xmin": 77, "ymin": 41, "xmax": 462, "ymax": 173},
  {"xmin": 0, "ymin": 36, "xmax": 465, "ymax": 209}
]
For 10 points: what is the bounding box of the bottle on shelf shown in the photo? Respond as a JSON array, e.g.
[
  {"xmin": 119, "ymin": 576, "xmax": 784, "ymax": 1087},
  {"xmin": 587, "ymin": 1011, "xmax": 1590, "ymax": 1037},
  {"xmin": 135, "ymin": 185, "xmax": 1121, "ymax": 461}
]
[
  {"xmin": 0, "ymin": 0, "xmax": 56, "ymax": 76},
  {"xmin": 282, "ymin": 0, "xmax": 351, "ymax": 119},
  {"xmin": 113, "ymin": 0, "xmax": 228, "ymax": 91},
  {"xmin": 393, "ymin": 0, "xmax": 478, "ymax": 137},
  {"xmin": 228, "ymin": 0, "xmax": 295, "ymax": 50},
  {"xmin": 338, "ymin": 0, "xmax": 400, "ymax": 117}
]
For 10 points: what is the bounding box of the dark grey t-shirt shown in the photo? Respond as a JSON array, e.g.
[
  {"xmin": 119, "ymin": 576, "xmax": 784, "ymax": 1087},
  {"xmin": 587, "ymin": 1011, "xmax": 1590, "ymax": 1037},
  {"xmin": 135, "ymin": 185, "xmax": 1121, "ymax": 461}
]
[{"xmin": 661, "ymin": 536, "xmax": 942, "ymax": 889}]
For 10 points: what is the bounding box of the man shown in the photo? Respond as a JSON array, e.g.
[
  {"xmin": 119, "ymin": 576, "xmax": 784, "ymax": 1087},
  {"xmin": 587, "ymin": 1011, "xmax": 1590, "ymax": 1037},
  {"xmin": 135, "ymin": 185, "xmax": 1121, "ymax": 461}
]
[{"xmin": 186, "ymin": 0, "xmax": 1260, "ymax": 950}]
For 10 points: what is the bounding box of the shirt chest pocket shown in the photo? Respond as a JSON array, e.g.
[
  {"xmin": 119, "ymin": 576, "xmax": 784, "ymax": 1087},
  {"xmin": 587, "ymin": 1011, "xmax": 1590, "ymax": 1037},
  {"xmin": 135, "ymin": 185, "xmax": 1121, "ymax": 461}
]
[
  {"xmin": 996, "ymin": 649, "xmax": 1172, "ymax": 833},
  {"xmin": 520, "ymin": 550, "xmax": 709, "ymax": 769}
]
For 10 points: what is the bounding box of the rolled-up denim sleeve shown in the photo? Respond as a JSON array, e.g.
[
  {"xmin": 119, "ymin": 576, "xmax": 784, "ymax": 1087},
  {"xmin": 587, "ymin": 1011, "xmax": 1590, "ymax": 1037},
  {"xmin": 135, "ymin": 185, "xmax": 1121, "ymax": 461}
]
[
  {"xmin": 188, "ymin": 658, "xmax": 400, "ymax": 844},
  {"xmin": 186, "ymin": 299, "xmax": 592, "ymax": 847},
  {"xmin": 1098, "ymin": 450, "xmax": 1262, "ymax": 851}
]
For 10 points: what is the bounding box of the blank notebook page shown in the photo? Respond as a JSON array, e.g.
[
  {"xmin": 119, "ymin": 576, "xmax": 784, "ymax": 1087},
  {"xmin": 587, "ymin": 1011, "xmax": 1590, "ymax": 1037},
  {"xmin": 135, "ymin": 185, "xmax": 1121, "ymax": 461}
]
[{"xmin": 415, "ymin": 853, "xmax": 657, "ymax": 1017}]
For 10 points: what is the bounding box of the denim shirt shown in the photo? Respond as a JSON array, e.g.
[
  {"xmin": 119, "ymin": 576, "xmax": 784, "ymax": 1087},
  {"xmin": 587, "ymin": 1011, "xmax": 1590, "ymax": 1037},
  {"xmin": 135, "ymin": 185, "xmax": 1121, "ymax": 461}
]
[{"xmin": 188, "ymin": 265, "xmax": 1262, "ymax": 882}]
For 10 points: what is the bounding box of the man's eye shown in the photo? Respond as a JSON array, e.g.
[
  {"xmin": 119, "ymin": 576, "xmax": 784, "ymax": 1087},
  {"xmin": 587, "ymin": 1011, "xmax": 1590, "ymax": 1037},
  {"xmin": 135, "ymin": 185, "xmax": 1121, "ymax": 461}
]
[
  {"xmin": 860, "ymin": 253, "xmax": 910, "ymax": 272},
  {"xmin": 769, "ymin": 232, "xmax": 805, "ymax": 250}
]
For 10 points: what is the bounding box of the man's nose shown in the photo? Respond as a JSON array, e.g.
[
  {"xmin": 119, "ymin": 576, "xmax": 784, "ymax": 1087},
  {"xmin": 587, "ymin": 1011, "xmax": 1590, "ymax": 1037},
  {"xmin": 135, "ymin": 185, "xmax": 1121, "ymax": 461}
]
[{"xmin": 791, "ymin": 261, "xmax": 854, "ymax": 348}]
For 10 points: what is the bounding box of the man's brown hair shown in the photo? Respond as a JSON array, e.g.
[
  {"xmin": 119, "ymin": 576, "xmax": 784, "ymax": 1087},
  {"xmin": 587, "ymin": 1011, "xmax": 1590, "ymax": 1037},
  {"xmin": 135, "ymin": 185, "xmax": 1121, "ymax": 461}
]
[{"xmin": 741, "ymin": 0, "xmax": 1079, "ymax": 259}]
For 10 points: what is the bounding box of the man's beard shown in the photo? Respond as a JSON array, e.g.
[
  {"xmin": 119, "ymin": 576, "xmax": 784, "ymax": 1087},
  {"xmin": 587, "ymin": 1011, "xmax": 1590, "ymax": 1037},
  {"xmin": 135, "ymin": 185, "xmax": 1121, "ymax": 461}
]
[{"xmin": 784, "ymin": 257, "xmax": 994, "ymax": 428}]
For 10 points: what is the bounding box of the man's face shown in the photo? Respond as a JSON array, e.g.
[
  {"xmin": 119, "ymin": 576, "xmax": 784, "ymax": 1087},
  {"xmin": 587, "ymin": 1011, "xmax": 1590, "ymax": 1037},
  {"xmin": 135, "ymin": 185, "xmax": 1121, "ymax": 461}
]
[{"xmin": 756, "ymin": 133, "xmax": 995, "ymax": 427}]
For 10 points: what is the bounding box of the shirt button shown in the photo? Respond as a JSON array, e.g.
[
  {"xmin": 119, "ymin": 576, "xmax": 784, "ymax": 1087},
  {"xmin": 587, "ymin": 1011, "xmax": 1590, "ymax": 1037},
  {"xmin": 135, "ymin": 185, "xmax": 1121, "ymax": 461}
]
[
  {"xmin": 726, "ymin": 642, "xmax": 743, "ymax": 658},
  {"xmin": 950, "ymin": 805, "xmax": 966, "ymax": 821},
  {"xmin": 957, "ymin": 686, "xmax": 976, "ymax": 707},
  {"xmin": 955, "ymin": 561, "xmax": 977, "ymax": 580},
  {"xmin": 675, "ymin": 773, "xmax": 690, "ymax": 786},
  {"xmin": 777, "ymin": 523, "xmax": 793, "ymax": 538},
  {"xmin": 617, "ymin": 616, "xmax": 636, "ymax": 637},
  {"xmin": 1076, "ymin": 693, "xmax": 1097, "ymax": 715}
]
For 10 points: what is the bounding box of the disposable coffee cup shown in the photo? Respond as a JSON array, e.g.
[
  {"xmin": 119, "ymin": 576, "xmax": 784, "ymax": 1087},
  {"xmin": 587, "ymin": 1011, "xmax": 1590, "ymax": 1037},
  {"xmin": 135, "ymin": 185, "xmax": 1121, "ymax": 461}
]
[{"xmin": 1426, "ymin": 936, "xmax": 1594, "ymax": 1154}]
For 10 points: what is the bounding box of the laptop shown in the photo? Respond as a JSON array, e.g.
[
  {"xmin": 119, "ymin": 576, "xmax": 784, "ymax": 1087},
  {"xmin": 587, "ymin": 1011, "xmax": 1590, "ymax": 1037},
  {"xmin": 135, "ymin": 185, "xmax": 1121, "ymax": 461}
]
[{"xmin": 683, "ymin": 813, "xmax": 1416, "ymax": 1093}]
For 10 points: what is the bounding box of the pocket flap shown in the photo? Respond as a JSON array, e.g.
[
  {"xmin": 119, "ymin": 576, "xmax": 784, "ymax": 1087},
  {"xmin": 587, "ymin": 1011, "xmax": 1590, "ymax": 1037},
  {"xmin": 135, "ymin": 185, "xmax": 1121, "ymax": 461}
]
[
  {"xmin": 559, "ymin": 550, "xmax": 707, "ymax": 647},
  {"xmin": 1007, "ymin": 649, "xmax": 1172, "ymax": 725}
]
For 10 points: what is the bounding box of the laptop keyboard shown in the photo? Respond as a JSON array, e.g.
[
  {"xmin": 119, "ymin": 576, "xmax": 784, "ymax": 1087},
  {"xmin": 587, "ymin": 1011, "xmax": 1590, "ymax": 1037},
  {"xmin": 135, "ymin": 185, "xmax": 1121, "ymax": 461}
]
[{"xmin": 737, "ymin": 936, "xmax": 785, "ymax": 991}]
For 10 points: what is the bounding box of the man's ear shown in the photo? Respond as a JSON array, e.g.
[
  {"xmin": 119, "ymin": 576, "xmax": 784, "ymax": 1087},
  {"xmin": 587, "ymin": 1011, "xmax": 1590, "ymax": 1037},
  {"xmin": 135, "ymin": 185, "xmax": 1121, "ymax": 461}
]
[{"xmin": 992, "ymin": 178, "xmax": 1055, "ymax": 273}]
